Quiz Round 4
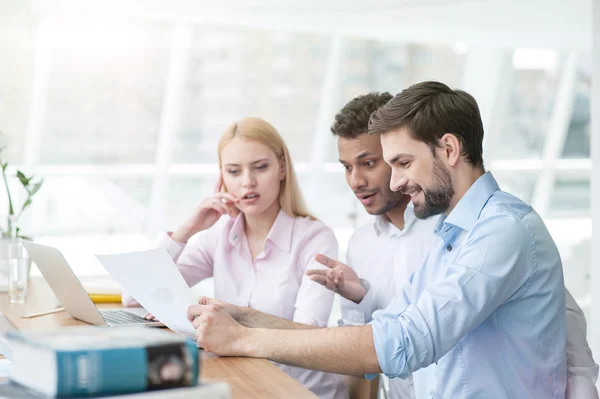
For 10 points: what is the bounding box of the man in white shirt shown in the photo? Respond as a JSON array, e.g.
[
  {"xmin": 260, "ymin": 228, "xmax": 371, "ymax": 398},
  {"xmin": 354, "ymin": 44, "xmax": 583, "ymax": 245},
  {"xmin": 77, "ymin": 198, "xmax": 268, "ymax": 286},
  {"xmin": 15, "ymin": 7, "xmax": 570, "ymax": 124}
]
[{"xmin": 307, "ymin": 91, "xmax": 599, "ymax": 398}]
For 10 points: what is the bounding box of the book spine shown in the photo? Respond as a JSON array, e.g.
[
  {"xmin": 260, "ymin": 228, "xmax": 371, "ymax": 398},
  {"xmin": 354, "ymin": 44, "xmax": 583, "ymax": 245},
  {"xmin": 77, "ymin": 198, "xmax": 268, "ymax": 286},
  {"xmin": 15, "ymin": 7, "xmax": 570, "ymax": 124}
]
[
  {"xmin": 56, "ymin": 347, "xmax": 147, "ymax": 396},
  {"xmin": 184, "ymin": 340, "xmax": 200, "ymax": 386},
  {"xmin": 54, "ymin": 340, "xmax": 199, "ymax": 397}
]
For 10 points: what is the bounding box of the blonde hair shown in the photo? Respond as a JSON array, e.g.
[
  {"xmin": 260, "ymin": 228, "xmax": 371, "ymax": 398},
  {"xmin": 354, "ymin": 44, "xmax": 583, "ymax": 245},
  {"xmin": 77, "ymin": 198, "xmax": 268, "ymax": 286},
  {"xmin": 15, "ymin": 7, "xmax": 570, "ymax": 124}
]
[{"xmin": 217, "ymin": 117, "xmax": 315, "ymax": 220}]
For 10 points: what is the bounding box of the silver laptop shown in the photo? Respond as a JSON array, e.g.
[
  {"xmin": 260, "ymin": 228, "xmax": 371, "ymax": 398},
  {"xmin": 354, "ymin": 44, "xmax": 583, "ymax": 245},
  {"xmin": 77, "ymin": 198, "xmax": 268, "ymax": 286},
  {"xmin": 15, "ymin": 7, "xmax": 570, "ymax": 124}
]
[{"xmin": 22, "ymin": 242, "xmax": 162, "ymax": 327}]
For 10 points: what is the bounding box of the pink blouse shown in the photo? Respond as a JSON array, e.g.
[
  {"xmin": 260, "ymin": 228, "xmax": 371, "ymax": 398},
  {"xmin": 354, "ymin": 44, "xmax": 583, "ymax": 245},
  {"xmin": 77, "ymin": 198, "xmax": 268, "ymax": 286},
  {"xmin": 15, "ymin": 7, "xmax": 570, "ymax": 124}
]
[{"xmin": 124, "ymin": 209, "xmax": 347, "ymax": 399}]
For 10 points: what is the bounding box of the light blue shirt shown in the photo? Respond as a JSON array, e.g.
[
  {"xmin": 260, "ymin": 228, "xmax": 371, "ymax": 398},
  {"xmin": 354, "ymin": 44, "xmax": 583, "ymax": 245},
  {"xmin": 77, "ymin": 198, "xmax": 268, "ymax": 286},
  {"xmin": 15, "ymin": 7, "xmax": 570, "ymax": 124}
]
[{"xmin": 368, "ymin": 172, "xmax": 567, "ymax": 398}]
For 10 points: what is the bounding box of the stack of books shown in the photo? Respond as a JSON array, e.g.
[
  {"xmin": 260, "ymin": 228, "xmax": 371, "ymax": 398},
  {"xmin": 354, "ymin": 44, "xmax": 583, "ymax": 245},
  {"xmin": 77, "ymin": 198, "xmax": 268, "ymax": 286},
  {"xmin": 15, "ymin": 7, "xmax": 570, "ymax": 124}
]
[{"xmin": 0, "ymin": 326, "xmax": 229, "ymax": 398}]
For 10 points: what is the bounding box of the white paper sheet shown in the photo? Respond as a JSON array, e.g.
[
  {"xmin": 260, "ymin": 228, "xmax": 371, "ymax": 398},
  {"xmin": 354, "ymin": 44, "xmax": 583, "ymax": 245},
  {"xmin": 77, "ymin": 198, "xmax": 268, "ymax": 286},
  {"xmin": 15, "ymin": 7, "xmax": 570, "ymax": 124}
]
[{"xmin": 95, "ymin": 249, "xmax": 197, "ymax": 337}]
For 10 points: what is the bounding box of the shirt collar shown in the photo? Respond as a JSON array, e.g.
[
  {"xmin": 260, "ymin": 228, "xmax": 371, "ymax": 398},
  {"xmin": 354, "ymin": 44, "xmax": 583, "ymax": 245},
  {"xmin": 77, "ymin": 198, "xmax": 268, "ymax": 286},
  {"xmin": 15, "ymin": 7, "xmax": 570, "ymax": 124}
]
[
  {"xmin": 442, "ymin": 171, "xmax": 499, "ymax": 233},
  {"xmin": 373, "ymin": 202, "xmax": 418, "ymax": 237},
  {"xmin": 265, "ymin": 209, "xmax": 294, "ymax": 253},
  {"xmin": 228, "ymin": 209, "xmax": 294, "ymax": 253},
  {"xmin": 373, "ymin": 215, "xmax": 387, "ymax": 236}
]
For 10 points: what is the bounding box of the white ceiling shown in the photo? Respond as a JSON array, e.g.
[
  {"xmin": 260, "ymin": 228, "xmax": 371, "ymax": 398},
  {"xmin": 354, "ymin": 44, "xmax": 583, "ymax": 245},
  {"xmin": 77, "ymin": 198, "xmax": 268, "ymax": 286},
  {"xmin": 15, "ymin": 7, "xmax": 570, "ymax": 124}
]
[{"xmin": 34, "ymin": 0, "xmax": 592, "ymax": 50}]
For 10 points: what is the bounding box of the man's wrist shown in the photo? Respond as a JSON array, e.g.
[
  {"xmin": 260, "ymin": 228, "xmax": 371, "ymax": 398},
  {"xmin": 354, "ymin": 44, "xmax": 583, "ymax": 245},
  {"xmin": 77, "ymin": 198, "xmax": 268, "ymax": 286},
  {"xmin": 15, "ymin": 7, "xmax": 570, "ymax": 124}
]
[
  {"xmin": 235, "ymin": 306, "xmax": 254, "ymax": 325},
  {"xmin": 240, "ymin": 328, "xmax": 269, "ymax": 358},
  {"xmin": 349, "ymin": 278, "xmax": 370, "ymax": 304}
]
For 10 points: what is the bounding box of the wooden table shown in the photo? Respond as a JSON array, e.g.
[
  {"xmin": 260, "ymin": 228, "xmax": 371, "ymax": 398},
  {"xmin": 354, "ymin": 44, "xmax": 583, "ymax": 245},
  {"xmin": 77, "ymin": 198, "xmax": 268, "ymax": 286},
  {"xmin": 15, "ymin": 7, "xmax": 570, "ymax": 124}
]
[{"xmin": 0, "ymin": 278, "xmax": 316, "ymax": 398}]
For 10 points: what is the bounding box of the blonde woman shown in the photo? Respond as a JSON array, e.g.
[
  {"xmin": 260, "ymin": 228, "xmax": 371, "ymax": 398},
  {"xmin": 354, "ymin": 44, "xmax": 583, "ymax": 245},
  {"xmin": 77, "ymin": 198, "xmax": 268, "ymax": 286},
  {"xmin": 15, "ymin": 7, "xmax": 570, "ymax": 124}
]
[{"xmin": 123, "ymin": 117, "xmax": 348, "ymax": 399}]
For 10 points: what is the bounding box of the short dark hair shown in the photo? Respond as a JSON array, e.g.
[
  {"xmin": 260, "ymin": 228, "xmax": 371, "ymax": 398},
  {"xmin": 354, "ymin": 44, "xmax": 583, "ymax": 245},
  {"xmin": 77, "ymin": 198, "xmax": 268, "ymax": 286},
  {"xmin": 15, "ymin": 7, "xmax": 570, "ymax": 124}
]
[
  {"xmin": 331, "ymin": 92, "xmax": 393, "ymax": 139},
  {"xmin": 368, "ymin": 81, "xmax": 484, "ymax": 168}
]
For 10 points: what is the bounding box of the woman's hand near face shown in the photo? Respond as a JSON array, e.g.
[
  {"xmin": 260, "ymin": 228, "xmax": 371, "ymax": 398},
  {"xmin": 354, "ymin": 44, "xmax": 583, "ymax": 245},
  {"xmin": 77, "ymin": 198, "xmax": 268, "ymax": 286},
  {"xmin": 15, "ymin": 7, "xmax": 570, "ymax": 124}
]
[{"xmin": 171, "ymin": 173, "xmax": 240, "ymax": 243}]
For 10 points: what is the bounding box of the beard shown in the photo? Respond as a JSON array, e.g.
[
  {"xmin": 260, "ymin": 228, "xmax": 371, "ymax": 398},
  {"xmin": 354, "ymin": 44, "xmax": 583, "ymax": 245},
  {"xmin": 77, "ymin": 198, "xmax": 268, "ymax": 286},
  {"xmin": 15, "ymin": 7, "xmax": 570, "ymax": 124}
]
[
  {"xmin": 373, "ymin": 188, "xmax": 407, "ymax": 216},
  {"xmin": 413, "ymin": 158, "xmax": 454, "ymax": 219}
]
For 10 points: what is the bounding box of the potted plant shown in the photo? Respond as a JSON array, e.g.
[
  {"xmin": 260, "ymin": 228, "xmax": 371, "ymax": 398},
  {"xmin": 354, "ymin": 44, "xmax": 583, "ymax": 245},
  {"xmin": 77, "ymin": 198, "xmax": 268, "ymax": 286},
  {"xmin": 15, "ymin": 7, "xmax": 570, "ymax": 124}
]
[
  {"xmin": 0, "ymin": 146, "xmax": 44, "ymax": 290},
  {"xmin": 0, "ymin": 152, "xmax": 44, "ymax": 240}
]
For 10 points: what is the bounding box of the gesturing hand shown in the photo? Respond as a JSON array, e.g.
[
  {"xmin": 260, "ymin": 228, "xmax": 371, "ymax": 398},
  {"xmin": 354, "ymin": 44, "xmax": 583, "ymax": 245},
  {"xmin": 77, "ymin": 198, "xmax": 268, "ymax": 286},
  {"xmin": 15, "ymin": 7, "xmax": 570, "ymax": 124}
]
[{"xmin": 306, "ymin": 254, "xmax": 367, "ymax": 304}]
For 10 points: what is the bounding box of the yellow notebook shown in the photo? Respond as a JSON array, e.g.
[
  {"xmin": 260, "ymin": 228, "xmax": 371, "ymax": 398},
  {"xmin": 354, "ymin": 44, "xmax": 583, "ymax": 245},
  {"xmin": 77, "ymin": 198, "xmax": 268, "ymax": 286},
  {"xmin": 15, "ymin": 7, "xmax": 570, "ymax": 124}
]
[
  {"xmin": 88, "ymin": 294, "xmax": 122, "ymax": 303},
  {"xmin": 80, "ymin": 277, "xmax": 123, "ymax": 303}
]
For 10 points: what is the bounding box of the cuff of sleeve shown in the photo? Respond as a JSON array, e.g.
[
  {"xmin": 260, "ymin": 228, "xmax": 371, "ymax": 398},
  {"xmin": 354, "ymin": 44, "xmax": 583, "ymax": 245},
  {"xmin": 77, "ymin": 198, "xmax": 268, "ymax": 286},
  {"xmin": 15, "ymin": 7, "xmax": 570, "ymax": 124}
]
[
  {"xmin": 566, "ymin": 375, "xmax": 600, "ymax": 399},
  {"xmin": 356, "ymin": 279, "xmax": 377, "ymax": 323},
  {"xmin": 338, "ymin": 280, "xmax": 376, "ymax": 326},
  {"xmin": 293, "ymin": 308, "xmax": 323, "ymax": 327},
  {"xmin": 366, "ymin": 313, "xmax": 408, "ymax": 379},
  {"xmin": 337, "ymin": 300, "xmax": 367, "ymax": 326},
  {"xmin": 159, "ymin": 232, "xmax": 186, "ymax": 260}
]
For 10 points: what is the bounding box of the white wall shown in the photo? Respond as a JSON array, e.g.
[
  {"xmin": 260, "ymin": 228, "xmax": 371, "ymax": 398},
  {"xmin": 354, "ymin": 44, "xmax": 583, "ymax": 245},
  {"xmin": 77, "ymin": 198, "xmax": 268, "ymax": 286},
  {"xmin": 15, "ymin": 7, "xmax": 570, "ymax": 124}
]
[{"xmin": 591, "ymin": 0, "xmax": 600, "ymax": 382}]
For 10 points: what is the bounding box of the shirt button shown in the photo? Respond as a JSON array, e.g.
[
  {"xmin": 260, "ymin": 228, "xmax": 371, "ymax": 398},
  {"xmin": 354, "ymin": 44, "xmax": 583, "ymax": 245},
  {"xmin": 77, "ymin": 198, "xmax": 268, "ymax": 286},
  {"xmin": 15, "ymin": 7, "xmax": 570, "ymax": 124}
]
[{"xmin": 446, "ymin": 244, "xmax": 452, "ymax": 252}]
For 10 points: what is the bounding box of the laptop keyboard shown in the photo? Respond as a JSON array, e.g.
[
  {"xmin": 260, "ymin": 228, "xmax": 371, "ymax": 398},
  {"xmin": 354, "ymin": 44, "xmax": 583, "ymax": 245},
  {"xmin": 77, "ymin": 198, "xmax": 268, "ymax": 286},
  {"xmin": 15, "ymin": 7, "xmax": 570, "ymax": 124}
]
[{"xmin": 100, "ymin": 310, "xmax": 155, "ymax": 325}]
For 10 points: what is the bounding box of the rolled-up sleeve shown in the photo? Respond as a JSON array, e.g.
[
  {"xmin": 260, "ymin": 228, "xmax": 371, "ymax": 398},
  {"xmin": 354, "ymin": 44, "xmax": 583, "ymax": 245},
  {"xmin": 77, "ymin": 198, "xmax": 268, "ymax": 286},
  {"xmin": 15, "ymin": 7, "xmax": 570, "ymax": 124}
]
[
  {"xmin": 370, "ymin": 214, "xmax": 534, "ymax": 379},
  {"xmin": 293, "ymin": 224, "xmax": 338, "ymax": 327},
  {"xmin": 121, "ymin": 230, "xmax": 216, "ymax": 307}
]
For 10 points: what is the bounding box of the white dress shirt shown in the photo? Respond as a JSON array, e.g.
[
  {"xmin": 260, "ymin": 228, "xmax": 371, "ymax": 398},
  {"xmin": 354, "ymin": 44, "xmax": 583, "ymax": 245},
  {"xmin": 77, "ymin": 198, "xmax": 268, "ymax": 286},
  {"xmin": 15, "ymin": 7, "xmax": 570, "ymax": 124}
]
[
  {"xmin": 340, "ymin": 201, "xmax": 598, "ymax": 398},
  {"xmin": 339, "ymin": 203, "xmax": 438, "ymax": 399}
]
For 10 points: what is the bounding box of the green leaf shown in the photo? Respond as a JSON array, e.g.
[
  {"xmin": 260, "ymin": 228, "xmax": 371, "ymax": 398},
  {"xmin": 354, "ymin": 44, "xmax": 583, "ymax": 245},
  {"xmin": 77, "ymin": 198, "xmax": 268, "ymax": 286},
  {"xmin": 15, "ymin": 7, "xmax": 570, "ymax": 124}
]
[
  {"xmin": 29, "ymin": 181, "xmax": 43, "ymax": 196},
  {"xmin": 21, "ymin": 199, "xmax": 32, "ymax": 210},
  {"xmin": 16, "ymin": 170, "xmax": 29, "ymax": 187}
]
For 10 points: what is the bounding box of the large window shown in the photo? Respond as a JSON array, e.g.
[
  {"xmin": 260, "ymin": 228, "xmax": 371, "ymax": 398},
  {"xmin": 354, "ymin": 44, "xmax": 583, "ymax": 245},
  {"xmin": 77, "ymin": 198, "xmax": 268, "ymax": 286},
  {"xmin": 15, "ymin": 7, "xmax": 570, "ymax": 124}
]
[{"xmin": 0, "ymin": 13, "xmax": 591, "ymax": 319}]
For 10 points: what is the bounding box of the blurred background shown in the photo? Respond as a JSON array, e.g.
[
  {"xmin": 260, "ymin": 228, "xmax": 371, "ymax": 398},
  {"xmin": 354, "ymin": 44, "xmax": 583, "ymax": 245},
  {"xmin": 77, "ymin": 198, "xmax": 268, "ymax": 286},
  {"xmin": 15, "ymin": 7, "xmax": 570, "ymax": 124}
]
[{"xmin": 0, "ymin": 0, "xmax": 594, "ymax": 339}]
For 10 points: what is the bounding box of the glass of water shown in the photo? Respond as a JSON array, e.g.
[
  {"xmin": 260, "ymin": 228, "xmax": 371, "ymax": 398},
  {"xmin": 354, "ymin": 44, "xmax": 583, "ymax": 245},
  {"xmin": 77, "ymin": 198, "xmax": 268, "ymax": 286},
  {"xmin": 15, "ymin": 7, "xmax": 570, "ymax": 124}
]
[{"xmin": 8, "ymin": 257, "xmax": 29, "ymax": 304}]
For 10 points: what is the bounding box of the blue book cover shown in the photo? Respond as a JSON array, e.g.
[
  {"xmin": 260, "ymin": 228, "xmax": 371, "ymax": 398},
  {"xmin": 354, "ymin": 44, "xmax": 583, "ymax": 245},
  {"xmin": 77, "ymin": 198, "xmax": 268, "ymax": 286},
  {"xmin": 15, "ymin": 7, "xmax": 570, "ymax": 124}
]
[
  {"xmin": 6, "ymin": 326, "xmax": 199, "ymax": 397},
  {"xmin": 0, "ymin": 381, "xmax": 230, "ymax": 399}
]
